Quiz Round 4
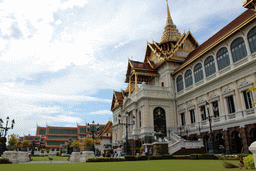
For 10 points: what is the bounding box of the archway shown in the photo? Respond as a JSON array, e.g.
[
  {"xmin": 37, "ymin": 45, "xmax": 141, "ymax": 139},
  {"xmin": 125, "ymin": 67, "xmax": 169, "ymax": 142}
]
[
  {"xmin": 153, "ymin": 107, "xmax": 167, "ymax": 136},
  {"xmin": 249, "ymin": 128, "xmax": 256, "ymax": 146},
  {"xmin": 231, "ymin": 131, "xmax": 242, "ymax": 154},
  {"xmin": 216, "ymin": 133, "xmax": 225, "ymax": 153}
]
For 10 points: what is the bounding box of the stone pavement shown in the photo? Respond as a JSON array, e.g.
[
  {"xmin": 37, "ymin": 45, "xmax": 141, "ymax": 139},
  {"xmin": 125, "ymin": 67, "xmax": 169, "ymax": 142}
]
[{"xmin": 19, "ymin": 161, "xmax": 73, "ymax": 164}]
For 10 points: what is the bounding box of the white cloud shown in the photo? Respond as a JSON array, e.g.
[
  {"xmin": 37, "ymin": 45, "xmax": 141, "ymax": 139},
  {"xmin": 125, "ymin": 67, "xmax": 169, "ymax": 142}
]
[{"xmin": 89, "ymin": 110, "xmax": 112, "ymax": 115}]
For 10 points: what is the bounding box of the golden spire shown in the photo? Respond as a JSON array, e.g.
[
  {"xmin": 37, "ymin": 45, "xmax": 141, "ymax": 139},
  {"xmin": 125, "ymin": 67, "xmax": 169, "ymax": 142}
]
[{"xmin": 160, "ymin": 0, "xmax": 181, "ymax": 45}]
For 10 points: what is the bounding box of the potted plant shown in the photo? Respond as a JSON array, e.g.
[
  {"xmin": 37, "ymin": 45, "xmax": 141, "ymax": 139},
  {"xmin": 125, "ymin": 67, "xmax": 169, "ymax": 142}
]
[
  {"xmin": 62, "ymin": 148, "xmax": 67, "ymax": 154},
  {"xmin": 46, "ymin": 148, "xmax": 50, "ymax": 154},
  {"xmin": 81, "ymin": 138, "xmax": 94, "ymax": 151},
  {"xmin": 40, "ymin": 148, "xmax": 45, "ymax": 154},
  {"xmin": 70, "ymin": 140, "xmax": 80, "ymax": 152},
  {"xmin": 7, "ymin": 134, "xmax": 18, "ymax": 151},
  {"xmin": 20, "ymin": 140, "xmax": 31, "ymax": 151}
]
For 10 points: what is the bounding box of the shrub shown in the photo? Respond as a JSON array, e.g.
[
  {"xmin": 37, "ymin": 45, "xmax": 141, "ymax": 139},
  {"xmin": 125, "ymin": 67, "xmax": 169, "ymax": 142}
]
[
  {"xmin": 149, "ymin": 155, "xmax": 162, "ymax": 160},
  {"xmin": 62, "ymin": 149, "xmax": 67, "ymax": 153},
  {"xmin": 81, "ymin": 138, "xmax": 94, "ymax": 147},
  {"xmin": 243, "ymin": 154, "xmax": 255, "ymax": 170},
  {"xmin": 190, "ymin": 154, "xmax": 202, "ymax": 160},
  {"xmin": 201, "ymin": 154, "xmax": 218, "ymax": 160},
  {"xmin": 7, "ymin": 134, "xmax": 18, "ymax": 146},
  {"xmin": 161, "ymin": 154, "xmax": 173, "ymax": 159},
  {"xmin": 173, "ymin": 155, "xmax": 190, "ymax": 159},
  {"xmin": 46, "ymin": 149, "xmax": 50, "ymax": 153},
  {"xmin": 156, "ymin": 145, "xmax": 162, "ymax": 154},
  {"xmin": 20, "ymin": 140, "xmax": 31, "ymax": 148},
  {"xmin": 238, "ymin": 154, "xmax": 249, "ymax": 160},
  {"xmin": 40, "ymin": 148, "xmax": 45, "ymax": 153},
  {"xmin": 0, "ymin": 158, "xmax": 11, "ymax": 164},
  {"xmin": 70, "ymin": 140, "xmax": 80, "ymax": 148},
  {"xmin": 139, "ymin": 146, "xmax": 145, "ymax": 154},
  {"xmin": 138, "ymin": 155, "xmax": 148, "ymax": 160},
  {"xmin": 125, "ymin": 155, "xmax": 137, "ymax": 161},
  {"xmin": 223, "ymin": 161, "xmax": 238, "ymax": 168},
  {"xmin": 87, "ymin": 157, "xmax": 125, "ymax": 162},
  {"xmin": 56, "ymin": 152, "xmax": 60, "ymax": 156}
]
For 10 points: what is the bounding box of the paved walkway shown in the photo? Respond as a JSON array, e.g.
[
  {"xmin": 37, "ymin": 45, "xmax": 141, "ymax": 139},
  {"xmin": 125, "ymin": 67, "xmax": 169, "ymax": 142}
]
[{"xmin": 20, "ymin": 161, "xmax": 73, "ymax": 164}]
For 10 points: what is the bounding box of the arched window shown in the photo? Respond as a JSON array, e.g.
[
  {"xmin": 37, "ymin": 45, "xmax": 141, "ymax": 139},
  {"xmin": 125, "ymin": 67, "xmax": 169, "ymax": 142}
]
[
  {"xmin": 176, "ymin": 75, "xmax": 184, "ymax": 92},
  {"xmin": 185, "ymin": 69, "xmax": 193, "ymax": 88},
  {"xmin": 194, "ymin": 63, "xmax": 204, "ymax": 83},
  {"xmin": 231, "ymin": 37, "xmax": 247, "ymax": 63},
  {"xmin": 248, "ymin": 26, "xmax": 256, "ymax": 54},
  {"xmin": 217, "ymin": 47, "xmax": 230, "ymax": 70},
  {"xmin": 204, "ymin": 56, "xmax": 216, "ymax": 77}
]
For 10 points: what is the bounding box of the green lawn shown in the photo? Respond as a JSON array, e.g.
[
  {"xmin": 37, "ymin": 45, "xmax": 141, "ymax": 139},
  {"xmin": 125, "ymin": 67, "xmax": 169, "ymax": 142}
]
[
  {"xmin": 31, "ymin": 156, "xmax": 69, "ymax": 161},
  {"xmin": 0, "ymin": 160, "xmax": 253, "ymax": 171}
]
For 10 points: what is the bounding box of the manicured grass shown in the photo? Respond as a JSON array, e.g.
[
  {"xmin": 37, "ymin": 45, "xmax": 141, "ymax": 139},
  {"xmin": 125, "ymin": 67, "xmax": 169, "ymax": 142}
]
[
  {"xmin": 0, "ymin": 160, "xmax": 253, "ymax": 171},
  {"xmin": 31, "ymin": 156, "xmax": 69, "ymax": 161}
]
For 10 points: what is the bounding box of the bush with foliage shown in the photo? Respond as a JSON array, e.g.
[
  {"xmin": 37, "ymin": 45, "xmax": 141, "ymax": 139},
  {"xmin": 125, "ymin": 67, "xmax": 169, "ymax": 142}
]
[
  {"xmin": 156, "ymin": 145, "xmax": 162, "ymax": 154},
  {"xmin": 81, "ymin": 138, "xmax": 94, "ymax": 147},
  {"xmin": 223, "ymin": 161, "xmax": 238, "ymax": 168},
  {"xmin": 139, "ymin": 146, "xmax": 145, "ymax": 154},
  {"xmin": 70, "ymin": 140, "xmax": 80, "ymax": 148},
  {"xmin": 201, "ymin": 154, "xmax": 218, "ymax": 160},
  {"xmin": 87, "ymin": 157, "xmax": 125, "ymax": 162},
  {"xmin": 0, "ymin": 158, "xmax": 11, "ymax": 164},
  {"xmin": 161, "ymin": 154, "xmax": 173, "ymax": 159},
  {"xmin": 20, "ymin": 140, "xmax": 31, "ymax": 148},
  {"xmin": 190, "ymin": 154, "xmax": 202, "ymax": 160},
  {"xmin": 7, "ymin": 134, "xmax": 18, "ymax": 146},
  {"xmin": 56, "ymin": 152, "xmax": 60, "ymax": 156},
  {"xmin": 40, "ymin": 148, "xmax": 45, "ymax": 153},
  {"xmin": 138, "ymin": 155, "xmax": 148, "ymax": 160},
  {"xmin": 125, "ymin": 155, "xmax": 137, "ymax": 161},
  {"xmin": 173, "ymin": 155, "xmax": 190, "ymax": 159},
  {"xmin": 149, "ymin": 155, "xmax": 162, "ymax": 160},
  {"xmin": 62, "ymin": 149, "xmax": 67, "ymax": 153},
  {"xmin": 46, "ymin": 148, "xmax": 50, "ymax": 153},
  {"xmin": 243, "ymin": 154, "xmax": 255, "ymax": 170}
]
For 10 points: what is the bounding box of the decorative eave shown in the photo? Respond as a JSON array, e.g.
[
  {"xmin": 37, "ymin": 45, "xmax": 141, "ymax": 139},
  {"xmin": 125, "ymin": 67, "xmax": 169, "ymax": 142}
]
[
  {"xmin": 172, "ymin": 9, "xmax": 256, "ymax": 75},
  {"xmin": 243, "ymin": 0, "xmax": 256, "ymax": 11}
]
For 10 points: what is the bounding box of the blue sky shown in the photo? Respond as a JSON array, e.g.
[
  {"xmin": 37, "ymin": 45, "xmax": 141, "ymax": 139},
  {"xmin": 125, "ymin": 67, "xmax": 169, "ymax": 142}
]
[{"xmin": 0, "ymin": 0, "xmax": 246, "ymax": 136}]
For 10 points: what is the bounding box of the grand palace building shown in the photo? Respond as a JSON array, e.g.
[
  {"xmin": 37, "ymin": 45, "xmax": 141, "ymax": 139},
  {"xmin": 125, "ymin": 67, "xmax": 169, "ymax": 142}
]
[{"xmin": 111, "ymin": 1, "xmax": 256, "ymax": 155}]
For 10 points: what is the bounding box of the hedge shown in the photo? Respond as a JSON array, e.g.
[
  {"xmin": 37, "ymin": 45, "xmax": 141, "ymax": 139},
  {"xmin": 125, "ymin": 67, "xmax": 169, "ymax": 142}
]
[
  {"xmin": 137, "ymin": 155, "xmax": 148, "ymax": 160},
  {"xmin": 0, "ymin": 158, "xmax": 11, "ymax": 164},
  {"xmin": 149, "ymin": 155, "xmax": 162, "ymax": 160},
  {"xmin": 173, "ymin": 155, "xmax": 190, "ymax": 159},
  {"xmin": 161, "ymin": 154, "xmax": 173, "ymax": 159},
  {"xmin": 190, "ymin": 154, "xmax": 202, "ymax": 160},
  {"xmin": 125, "ymin": 155, "xmax": 137, "ymax": 161},
  {"xmin": 87, "ymin": 157, "xmax": 125, "ymax": 162},
  {"xmin": 201, "ymin": 154, "xmax": 218, "ymax": 160}
]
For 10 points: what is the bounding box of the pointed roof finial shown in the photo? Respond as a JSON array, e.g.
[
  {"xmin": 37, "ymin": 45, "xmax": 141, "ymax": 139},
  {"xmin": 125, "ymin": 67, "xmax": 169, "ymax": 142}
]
[{"xmin": 166, "ymin": 0, "xmax": 172, "ymax": 22}]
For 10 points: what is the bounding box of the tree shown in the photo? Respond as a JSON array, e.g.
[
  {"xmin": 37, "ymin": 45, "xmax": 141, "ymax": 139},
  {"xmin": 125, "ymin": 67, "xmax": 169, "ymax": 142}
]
[{"xmin": 7, "ymin": 134, "xmax": 18, "ymax": 146}]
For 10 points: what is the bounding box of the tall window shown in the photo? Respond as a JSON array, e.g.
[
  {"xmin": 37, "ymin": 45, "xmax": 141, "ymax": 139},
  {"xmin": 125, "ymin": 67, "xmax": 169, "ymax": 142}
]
[
  {"xmin": 190, "ymin": 110, "xmax": 195, "ymax": 124},
  {"xmin": 177, "ymin": 75, "xmax": 184, "ymax": 92},
  {"xmin": 185, "ymin": 69, "xmax": 193, "ymax": 88},
  {"xmin": 200, "ymin": 106, "xmax": 206, "ymax": 121},
  {"xmin": 139, "ymin": 111, "xmax": 141, "ymax": 128},
  {"xmin": 243, "ymin": 91, "xmax": 253, "ymax": 109},
  {"xmin": 231, "ymin": 37, "xmax": 247, "ymax": 63},
  {"xmin": 248, "ymin": 26, "xmax": 256, "ymax": 54},
  {"xmin": 181, "ymin": 113, "xmax": 186, "ymax": 126},
  {"xmin": 217, "ymin": 47, "xmax": 230, "ymax": 70},
  {"xmin": 194, "ymin": 63, "xmax": 204, "ymax": 83},
  {"xmin": 212, "ymin": 101, "xmax": 220, "ymax": 117},
  {"xmin": 226, "ymin": 96, "xmax": 236, "ymax": 114},
  {"xmin": 204, "ymin": 56, "xmax": 216, "ymax": 77}
]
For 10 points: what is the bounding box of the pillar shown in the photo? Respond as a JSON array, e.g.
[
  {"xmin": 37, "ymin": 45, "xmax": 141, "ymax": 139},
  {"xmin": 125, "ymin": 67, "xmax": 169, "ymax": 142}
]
[
  {"xmin": 240, "ymin": 126, "xmax": 249, "ymax": 153},
  {"xmin": 135, "ymin": 74, "xmax": 138, "ymax": 90},
  {"xmin": 129, "ymin": 75, "xmax": 131, "ymax": 95},
  {"xmin": 223, "ymin": 129, "xmax": 231, "ymax": 154}
]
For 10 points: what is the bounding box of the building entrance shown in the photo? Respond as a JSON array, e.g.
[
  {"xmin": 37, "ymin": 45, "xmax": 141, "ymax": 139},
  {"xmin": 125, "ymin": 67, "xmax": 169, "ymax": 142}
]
[{"xmin": 153, "ymin": 107, "xmax": 167, "ymax": 136}]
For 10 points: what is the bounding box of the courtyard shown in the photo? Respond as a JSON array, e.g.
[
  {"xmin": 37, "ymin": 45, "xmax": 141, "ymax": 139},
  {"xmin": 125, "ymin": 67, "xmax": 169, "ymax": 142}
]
[{"xmin": 0, "ymin": 160, "xmax": 250, "ymax": 171}]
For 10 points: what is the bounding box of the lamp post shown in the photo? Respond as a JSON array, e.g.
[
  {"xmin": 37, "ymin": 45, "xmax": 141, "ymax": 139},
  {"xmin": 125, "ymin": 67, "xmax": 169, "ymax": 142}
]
[
  {"xmin": 0, "ymin": 117, "xmax": 15, "ymax": 156},
  {"xmin": 87, "ymin": 121, "xmax": 100, "ymax": 155},
  {"xmin": 118, "ymin": 112, "xmax": 135, "ymax": 156},
  {"xmin": 31, "ymin": 139, "xmax": 35, "ymax": 156},
  {"xmin": 203, "ymin": 101, "xmax": 218, "ymax": 154}
]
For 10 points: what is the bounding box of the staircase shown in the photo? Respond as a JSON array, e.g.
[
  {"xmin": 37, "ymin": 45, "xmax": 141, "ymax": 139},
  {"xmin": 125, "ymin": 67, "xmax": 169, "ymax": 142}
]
[{"xmin": 166, "ymin": 132, "xmax": 204, "ymax": 154}]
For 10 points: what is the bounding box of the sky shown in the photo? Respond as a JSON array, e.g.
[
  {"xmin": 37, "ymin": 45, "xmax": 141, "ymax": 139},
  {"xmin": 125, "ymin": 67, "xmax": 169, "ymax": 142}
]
[{"xmin": 0, "ymin": 0, "xmax": 247, "ymax": 137}]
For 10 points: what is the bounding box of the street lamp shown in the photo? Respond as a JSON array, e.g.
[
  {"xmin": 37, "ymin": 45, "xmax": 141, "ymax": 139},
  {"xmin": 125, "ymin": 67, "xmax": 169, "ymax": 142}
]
[
  {"xmin": 31, "ymin": 139, "xmax": 35, "ymax": 156},
  {"xmin": 202, "ymin": 101, "xmax": 218, "ymax": 154},
  {"xmin": 87, "ymin": 121, "xmax": 100, "ymax": 155},
  {"xmin": 118, "ymin": 112, "xmax": 135, "ymax": 155},
  {"xmin": 0, "ymin": 116, "xmax": 15, "ymax": 156}
]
